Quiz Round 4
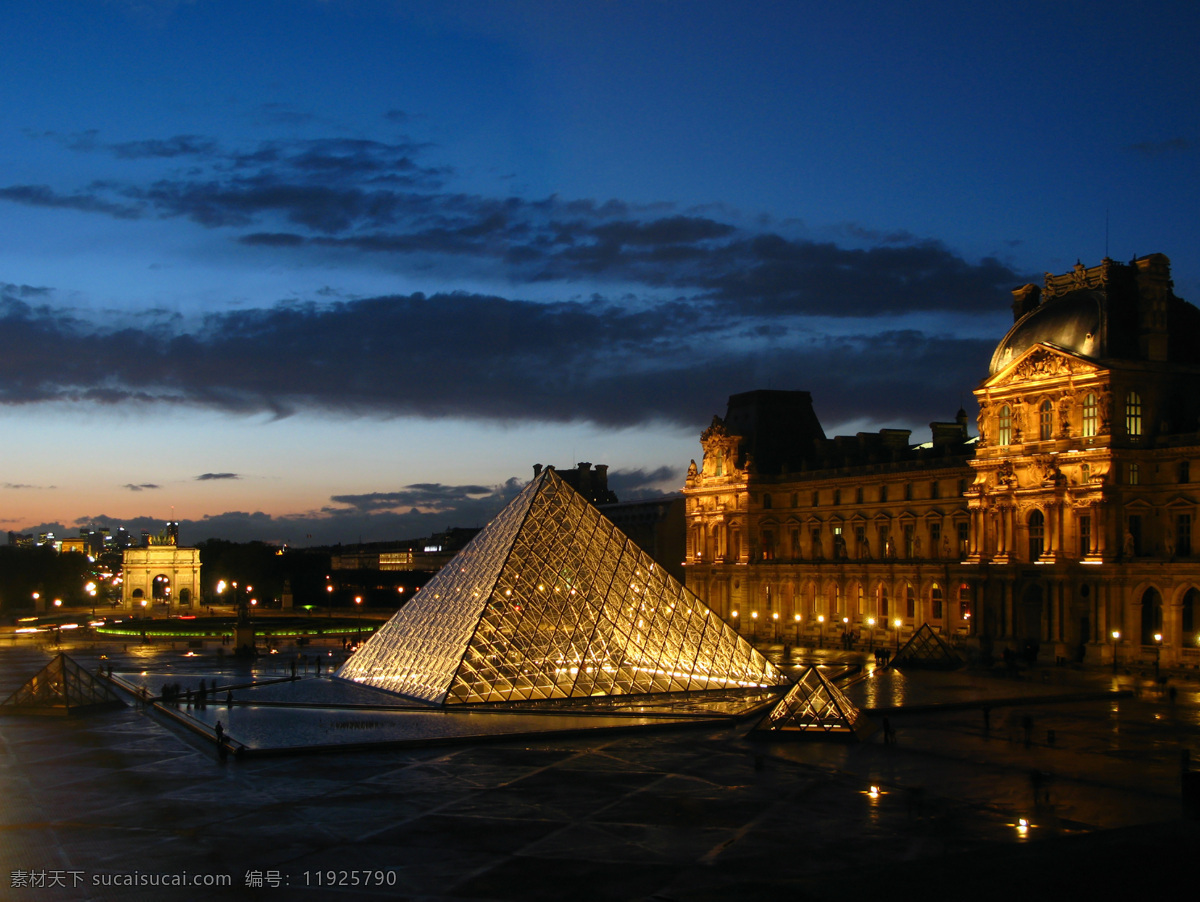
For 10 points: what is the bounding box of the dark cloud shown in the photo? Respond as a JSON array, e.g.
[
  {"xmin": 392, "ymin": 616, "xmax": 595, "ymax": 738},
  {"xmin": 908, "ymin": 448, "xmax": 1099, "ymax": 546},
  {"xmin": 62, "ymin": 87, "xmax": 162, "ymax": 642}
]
[
  {"xmin": 0, "ymin": 283, "xmax": 994, "ymax": 431},
  {"xmin": 196, "ymin": 473, "xmax": 239, "ymax": 481},
  {"xmin": 1126, "ymin": 137, "xmax": 1192, "ymax": 156},
  {"xmin": 604, "ymin": 466, "xmax": 682, "ymax": 500},
  {"xmin": 0, "ymin": 185, "xmax": 142, "ymax": 219},
  {"xmin": 122, "ymin": 483, "xmax": 160, "ymax": 491},
  {"xmin": 5, "ymin": 131, "xmax": 1023, "ymax": 318}
]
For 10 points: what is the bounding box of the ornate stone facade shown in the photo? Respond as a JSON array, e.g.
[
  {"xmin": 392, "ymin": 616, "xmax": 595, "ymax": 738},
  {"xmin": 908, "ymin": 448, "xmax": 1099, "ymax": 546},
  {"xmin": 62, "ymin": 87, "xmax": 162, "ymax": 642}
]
[{"xmin": 685, "ymin": 255, "xmax": 1200, "ymax": 669}]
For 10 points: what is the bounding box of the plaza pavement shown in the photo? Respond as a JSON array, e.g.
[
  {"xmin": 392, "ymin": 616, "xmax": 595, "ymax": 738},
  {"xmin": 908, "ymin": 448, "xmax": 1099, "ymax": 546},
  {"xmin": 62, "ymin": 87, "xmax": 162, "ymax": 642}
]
[{"xmin": 1, "ymin": 632, "xmax": 1198, "ymax": 901}]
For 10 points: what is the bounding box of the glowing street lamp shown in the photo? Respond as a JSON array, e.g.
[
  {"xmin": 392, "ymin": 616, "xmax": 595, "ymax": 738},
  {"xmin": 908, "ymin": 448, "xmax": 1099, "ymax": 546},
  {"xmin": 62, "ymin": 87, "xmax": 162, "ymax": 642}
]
[
  {"xmin": 772, "ymin": 611, "xmax": 779, "ymax": 641},
  {"xmin": 1111, "ymin": 630, "xmax": 1121, "ymax": 672},
  {"xmin": 794, "ymin": 612, "xmax": 801, "ymax": 645},
  {"xmin": 893, "ymin": 618, "xmax": 902, "ymax": 651},
  {"xmin": 817, "ymin": 614, "xmax": 825, "ymax": 647},
  {"xmin": 866, "ymin": 616, "xmax": 876, "ymax": 647},
  {"xmin": 751, "ymin": 610, "xmax": 758, "ymax": 641}
]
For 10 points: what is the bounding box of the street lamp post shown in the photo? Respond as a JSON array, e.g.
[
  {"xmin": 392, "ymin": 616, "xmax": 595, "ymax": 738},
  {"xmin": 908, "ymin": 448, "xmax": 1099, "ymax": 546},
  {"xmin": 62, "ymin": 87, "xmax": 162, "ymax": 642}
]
[
  {"xmin": 893, "ymin": 618, "xmax": 902, "ymax": 651},
  {"xmin": 1111, "ymin": 630, "xmax": 1121, "ymax": 673},
  {"xmin": 817, "ymin": 614, "xmax": 825, "ymax": 648},
  {"xmin": 1154, "ymin": 632, "xmax": 1163, "ymax": 677},
  {"xmin": 751, "ymin": 610, "xmax": 758, "ymax": 642},
  {"xmin": 794, "ymin": 613, "xmax": 802, "ymax": 646},
  {"xmin": 772, "ymin": 611, "xmax": 779, "ymax": 642},
  {"xmin": 866, "ymin": 617, "xmax": 876, "ymax": 649}
]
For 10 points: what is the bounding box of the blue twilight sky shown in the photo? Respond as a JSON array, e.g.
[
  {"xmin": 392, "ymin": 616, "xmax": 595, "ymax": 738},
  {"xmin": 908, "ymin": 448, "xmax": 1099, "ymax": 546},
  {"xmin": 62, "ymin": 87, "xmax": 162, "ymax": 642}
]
[{"xmin": 2, "ymin": 0, "xmax": 1198, "ymax": 546}]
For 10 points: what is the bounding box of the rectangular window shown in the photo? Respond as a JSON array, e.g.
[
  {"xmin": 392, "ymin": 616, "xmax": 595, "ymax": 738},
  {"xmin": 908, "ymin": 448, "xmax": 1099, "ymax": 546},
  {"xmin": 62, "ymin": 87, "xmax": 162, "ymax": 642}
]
[
  {"xmin": 811, "ymin": 528, "xmax": 822, "ymax": 558},
  {"xmin": 1127, "ymin": 463, "xmax": 1140, "ymax": 485},
  {"xmin": 880, "ymin": 484, "xmax": 888, "ymax": 502},
  {"xmin": 906, "ymin": 586, "xmax": 915, "ymax": 619},
  {"xmin": 1180, "ymin": 461, "xmax": 1191, "ymax": 484},
  {"xmin": 930, "ymin": 521, "xmax": 941, "ymax": 550},
  {"xmin": 1079, "ymin": 515, "xmax": 1091, "ymax": 557},
  {"xmin": 930, "ymin": 480, "xmax": 940, "ymax": 499},
  {"xmin": 855, "ymin": 487, "xmax": 863, "ymax": 504},
  {"xmin": 1177, "ymin": 514, "xmax": 1192, "ymax": 557},
  {"xmin": 903, "ymin": 524, "xmax": 915, "ymax": 558},
  {"xmin": 812, "ymin": 491, "xmax": 819, "ymax": 507},
  {"xmin": 957, "ymin": 522, "xmax": 969, "ymax": 556},
  {"xmin": 904, "ymin": 483, "xmax": 913, "ymax": 501},
  {"xmin": 1127, "ymin": 515, "xmax": 1142, "ymax": 556},
  {"xmin": 761, "ymin": 529, "xmax": 775, "ymax": 561},
  {"xmin": 1126, "ymin": 391, "xmax": 1143, "ymax": 438},
  {"xmin": 833, "ymin": 489, "xmax": 841, "ymax": 505},
  {"xmin": 855, "ymin": 525, "xmax": 866, "ymax": 556},
  {"xmin": 790, "ymin": 528, "xmax": 801, "ymax": 558},
  {"xmin": 1082, "ymin": 393, "xmax": 1097, "ymax": 437}
]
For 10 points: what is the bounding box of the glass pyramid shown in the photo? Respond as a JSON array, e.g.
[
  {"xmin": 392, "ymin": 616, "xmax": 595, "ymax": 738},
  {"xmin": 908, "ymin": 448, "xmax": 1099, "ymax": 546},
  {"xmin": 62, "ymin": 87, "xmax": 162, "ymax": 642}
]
[
  {"xmin": 0, "ymin": 653, "xmax": 124, "ymax": 715},
  {"xmin": 754, "ymin": 666, "xmax": 872, "ymax": 739},
  {"xmin": 892, "ymin": 623, "xmax": 964, "ymax": 670},
  {"xmin": 337, "ymin": 468, "xmax": 785, "ymax": 705}
]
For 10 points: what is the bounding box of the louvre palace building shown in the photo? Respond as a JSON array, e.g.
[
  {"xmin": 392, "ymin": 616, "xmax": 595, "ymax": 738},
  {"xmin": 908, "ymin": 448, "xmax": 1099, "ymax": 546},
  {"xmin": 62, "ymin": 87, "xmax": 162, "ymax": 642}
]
[{"xmin": 683, "ymin": 253, "xmax": 1200, "ymax": 670}]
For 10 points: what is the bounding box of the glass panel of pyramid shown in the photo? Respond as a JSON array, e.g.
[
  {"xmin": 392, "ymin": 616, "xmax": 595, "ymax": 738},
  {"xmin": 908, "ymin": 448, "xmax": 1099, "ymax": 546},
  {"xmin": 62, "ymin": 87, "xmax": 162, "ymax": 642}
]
[
  {"xmin": 337, "ymin": 468, "xmax": 785, "ymax": 705},
  {"xmin": 754, "ymin": 666, "xmax": 872, "ymax": 738},
  {"xmin": 0, "ymin": 653, "xmax": 124, "ymax": 715},
  {"xmin": 892, "ymin": 623, "xmax": 964, "ymax": 669}
]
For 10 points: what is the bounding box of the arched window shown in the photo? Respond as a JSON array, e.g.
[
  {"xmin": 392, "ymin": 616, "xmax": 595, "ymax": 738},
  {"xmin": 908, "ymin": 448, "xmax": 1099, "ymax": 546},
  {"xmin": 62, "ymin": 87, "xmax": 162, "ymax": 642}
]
[
  {"xmin": 905, "ymin": 583, "xmax": 916, "ymax": 619},
  {"xmin": 1182, "ymin": 588, "xmax": 1199, "ymax": 648},
  {"xmin": 1140, "ymin": 587, "xmax": 1163, "ymax": 645},
  {"xmin": 877, "ymin": 583, "xmax": 889, "ymax": 618},
  {"xmin": 930, "ymin": 583, "xmax": 943, "ymax": 620},
  {"xmin": 1126, "ymin": 391, "xmax": 1143, "ymax": 437},
  {"xmin": 959, "ymin": 583, "xmax": 971, "ymax": 622},
  {"xmin": 1028, "ymin": 510, "xmax": 1045, "ymax": 559},
  {"xmin": 998, "ymin": 405, "xmax": 1013, "ymax": 446},
  {"xmin": 1039, "ymin": 399, "xmax": 1053, "ymax": 440},
  {"xmin": 1082, "ymin": 393, "xmax": 1097, "ymax": 437}
]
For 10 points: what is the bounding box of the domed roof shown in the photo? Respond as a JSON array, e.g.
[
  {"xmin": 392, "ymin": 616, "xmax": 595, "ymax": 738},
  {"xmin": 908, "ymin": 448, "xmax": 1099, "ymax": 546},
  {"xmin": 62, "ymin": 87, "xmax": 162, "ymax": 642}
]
[{"xmin": 989, "ymin": 289, "xmax": 1103, "ymax": 375}]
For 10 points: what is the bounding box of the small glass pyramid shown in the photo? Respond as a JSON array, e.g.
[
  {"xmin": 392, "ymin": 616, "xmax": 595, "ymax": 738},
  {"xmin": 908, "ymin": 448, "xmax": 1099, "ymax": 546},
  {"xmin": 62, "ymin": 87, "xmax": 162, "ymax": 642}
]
[
  {"xmin": 0, "ymin": 653, "xmax": 124, "ymax": 715},
  {"xmin": 892, "ymin": 623, "xmax": 964, "ymax": 669},
  {"xmin": 337, "ymin": 467, "xmax": 785, "ymax": 705},
  {"xmin": 754, "ymin": 666, "xmax": 872, "ymax": 739}
]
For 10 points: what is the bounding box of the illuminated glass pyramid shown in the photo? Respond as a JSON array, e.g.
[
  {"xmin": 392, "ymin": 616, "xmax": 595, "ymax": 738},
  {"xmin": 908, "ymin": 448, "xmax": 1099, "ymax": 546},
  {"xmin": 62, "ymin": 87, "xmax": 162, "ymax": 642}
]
[
  {"xmin": 337, "ymin": 467, "xmax": 784, "ymax": 705},
  {"xmin": 0, "ymin": 653, "xmax": 124, "ymax": 716},
  {"xmin": 892, "ymin": 623, "xmax": 964, "ymax": 670},
  {"xmin": 753, "ymin": 666, "xmax": 873, "ymax": 740}
]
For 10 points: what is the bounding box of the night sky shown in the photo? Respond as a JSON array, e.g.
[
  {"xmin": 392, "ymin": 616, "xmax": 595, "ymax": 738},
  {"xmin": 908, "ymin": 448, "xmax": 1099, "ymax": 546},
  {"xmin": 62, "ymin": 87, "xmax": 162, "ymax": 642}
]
[{"xmin": 3, "ymin": 1, "xmax": 1197, "ymax": 546}]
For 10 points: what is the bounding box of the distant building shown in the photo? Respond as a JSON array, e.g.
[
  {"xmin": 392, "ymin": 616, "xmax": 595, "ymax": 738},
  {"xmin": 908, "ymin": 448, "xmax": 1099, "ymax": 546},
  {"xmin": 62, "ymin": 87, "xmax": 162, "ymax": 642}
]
[{"xmin": 685, "ymin": 255, "xmax": 1200, "ymax": 670}]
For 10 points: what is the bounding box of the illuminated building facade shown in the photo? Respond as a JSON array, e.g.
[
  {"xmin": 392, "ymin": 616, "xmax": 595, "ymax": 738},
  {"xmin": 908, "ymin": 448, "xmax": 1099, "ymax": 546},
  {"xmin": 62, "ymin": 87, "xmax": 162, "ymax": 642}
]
[{"xmin": 685, "ymin": 255, "xmax": 1200, "ymax": 669}]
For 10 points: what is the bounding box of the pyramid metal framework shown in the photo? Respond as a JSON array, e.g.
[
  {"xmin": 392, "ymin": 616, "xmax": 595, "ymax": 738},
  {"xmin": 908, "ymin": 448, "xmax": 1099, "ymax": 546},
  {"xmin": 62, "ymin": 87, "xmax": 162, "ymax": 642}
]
[
  {"xmin": 892, "ymin": 623, "xmax": 964, "ymax": 670},
  {"xmin": 754, "ymin": 666, "xmax": 872, "ymax": 738},
  {"xmin": 337, "ymin": 468, "xmax": 785, "ymax": 705},
  {"xmin": 0, "ymin": 653, "xmax": 124, "ymax": 716}
]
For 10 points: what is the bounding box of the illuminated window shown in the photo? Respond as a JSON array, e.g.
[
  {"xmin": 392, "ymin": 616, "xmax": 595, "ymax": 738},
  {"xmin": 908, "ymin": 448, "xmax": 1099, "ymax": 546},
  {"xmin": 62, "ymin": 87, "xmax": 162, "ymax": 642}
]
[
  {"xmin": 1126, "ymin": 391, "xmax": 1142, "ymax": 437},
  {"xmin": 931, "ymin": 583, "xmax": 943, "ymax": 620},
  {"xmin": 1028, "ymin": 510, "xmax": 1045, "ymax": 559},
  {"xmin": 905, "ymin": 583, "xmax": 916, "ymax": 618},
  {"xmin": 1082, "ymin": 393, "xmax": 1097, "ymax": 437},
  {"xmin": 1039, "ymin": 399, "xmax": 1053, "ymax": 440},
  {"xmin": 714, "ymin": 452, "xmax": 724, "ymax": 476},
  {"xmin": 998, "ymin": 405, "xmax": 1012, "ymax": 446},
  {"xmin": 957, "ymin": 521, "xmax": 969, "ymax": 555},
  {"xmin": 1127, "ymin": 463, "xmax": 1139, "ymax": 485},
  {"xmin": 761, "ymin": 529, "xmax": 775, "ymax": 560},
  {"xmin": 959, "ymin": 583, "xmax": 971, "ymax": 620}
]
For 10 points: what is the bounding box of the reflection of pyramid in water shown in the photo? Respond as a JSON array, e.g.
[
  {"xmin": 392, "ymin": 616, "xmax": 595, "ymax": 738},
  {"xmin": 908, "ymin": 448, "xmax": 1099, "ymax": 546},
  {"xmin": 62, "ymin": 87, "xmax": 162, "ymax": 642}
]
[
  {"xmin": 892, "ymin": 623, "xmax": 964, "ymax": 669},
  {"xmin": 754, "ymin": 666, "xmax": 873, "ymax": 740},
  {"xmin": 0, "ymin": 653, "xmax": 124, "ymax": 716},
  {"xmin": 337, "ymin": 468, "xmax": 784, "ymax": 705}
]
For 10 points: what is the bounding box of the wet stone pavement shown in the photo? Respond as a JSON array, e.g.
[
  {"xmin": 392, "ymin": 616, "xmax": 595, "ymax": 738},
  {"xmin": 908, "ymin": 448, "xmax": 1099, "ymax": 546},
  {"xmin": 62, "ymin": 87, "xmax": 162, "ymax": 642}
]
[{"xmin": 1, "ymin": 636, "xmax": 1199, "ymax": 901}]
